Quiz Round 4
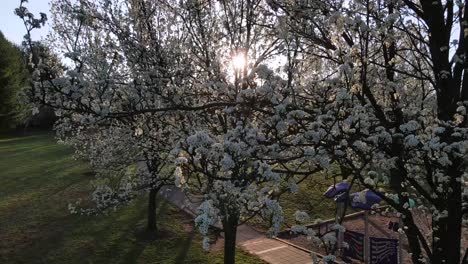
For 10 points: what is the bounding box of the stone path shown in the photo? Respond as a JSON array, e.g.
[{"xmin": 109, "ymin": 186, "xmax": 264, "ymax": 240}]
[{"xmin": 160, "ymin": 186, "xmax": 319, "ymax": 264}]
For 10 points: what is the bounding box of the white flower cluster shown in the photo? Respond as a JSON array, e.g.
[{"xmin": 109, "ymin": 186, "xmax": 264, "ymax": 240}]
[
  {"xmin": 174, "ymin": 167, "xmax": 186, "ymax": 188},
  {"xmin": 263, "ymin": 199, "xmax": 284, "ymax": 236},
  {"xmin": 294, "ymin": 210, "xmax": 310, "ymax": 223},
  {"xmin": 194, "ymin": 200, "xmax": 219, "ymax": 250}
]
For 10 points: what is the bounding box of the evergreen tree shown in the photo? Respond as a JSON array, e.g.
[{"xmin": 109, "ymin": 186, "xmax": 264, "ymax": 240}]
[{"xmin": 0, "ymin": 31, "xmax": 28, "ymax": 130}]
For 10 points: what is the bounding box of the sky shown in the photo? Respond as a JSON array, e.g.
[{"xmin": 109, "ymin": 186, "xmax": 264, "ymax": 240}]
[{"xmin": 0, "ymin": 0, "xmax": 51, "ymax": 45}]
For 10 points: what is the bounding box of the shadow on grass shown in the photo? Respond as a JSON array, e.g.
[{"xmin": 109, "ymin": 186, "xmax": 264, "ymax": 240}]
[
  {"xmin": 174, "ymin": 230, "xmax": 197, "ymax": 263},
  {"xmin": 119, "ymin": 198, "xmax": 173, "ymax": 264},
  {"xmin": 4, "ymin": 196, "xmax": 173, "ymax": 264}
]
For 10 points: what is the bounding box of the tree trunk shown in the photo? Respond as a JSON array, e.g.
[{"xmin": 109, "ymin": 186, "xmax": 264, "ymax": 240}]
[
  {"xmin": 445, "ymin": 173, "xmax": 462, "ymax": 264},
  {"xmin": 402, "ymin": 214, "xmax": 425, "ymax": 264},
  {"xmin": 147, "ymin": 188, "xmax": 158, "ymax": 233},
  {"xmin": 388, "ymin": 158, "xmax": 427, "ymax": 263},
  {"xmin": 223, "ymin": 214, "xmax": 239, "ymax": 264},
  {"xmin": 432, "ymin": 171, "xmax": 462, "ymax": 264}
]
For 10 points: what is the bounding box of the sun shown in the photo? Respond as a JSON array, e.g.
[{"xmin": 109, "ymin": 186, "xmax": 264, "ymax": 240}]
[{"xmin": 232, "ymin": 53, "xmax": 246, "ymax": 71}]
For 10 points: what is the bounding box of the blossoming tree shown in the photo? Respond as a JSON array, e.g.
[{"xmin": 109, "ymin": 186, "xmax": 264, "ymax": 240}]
[
  {"xmin": 273, "ymin": 0, "xmax": 468, "ymax": 263},
  {"xmin": 166, "ymin": 1, "xmax": 325, "ymax": 263},
  {"xmin": 16, "ymin": 0, "xmax": 189, "ymax": 234}
]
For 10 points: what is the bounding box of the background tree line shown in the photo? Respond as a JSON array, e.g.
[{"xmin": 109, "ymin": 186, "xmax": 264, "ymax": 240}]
[{"xmin": 0, "ymin": 30, "xmax": 58, "ymax": 132}]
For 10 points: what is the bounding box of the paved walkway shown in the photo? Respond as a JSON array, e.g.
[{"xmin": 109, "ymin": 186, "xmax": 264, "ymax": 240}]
[
  {"xmin": 160, "ymin": 186, "xmax": 317, "ymax": 264},
  {"xmin": 240, "ymin": 237, "xmax": 314, "ymax": 264}
]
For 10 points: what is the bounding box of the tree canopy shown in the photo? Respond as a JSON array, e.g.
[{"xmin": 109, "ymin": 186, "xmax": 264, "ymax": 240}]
[{"xmin": 16, "ymin": 0, "xmax": 468, "ymax": 263}]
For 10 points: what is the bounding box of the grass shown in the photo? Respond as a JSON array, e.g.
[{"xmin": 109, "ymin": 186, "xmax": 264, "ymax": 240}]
[
  {"xmin": 247, "ymin": 170, "xmax": 364, "ymax": 231},
  {"xmin": 246, "ymin": 176, "xmax": 338, "ymax": 231},
  {"xmin": 278, "ymin": 176, "xmax": 339, "ymax": 227},
  {"xmin": 0, "ymin": 132, "xmax": 265, "ymax": 264}
]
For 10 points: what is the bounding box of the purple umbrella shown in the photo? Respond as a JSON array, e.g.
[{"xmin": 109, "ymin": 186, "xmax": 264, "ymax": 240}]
[
  {"xmin": 350, "ymin": 189, "xmax": 382, "ymax": 210},
  {"xmin": 334, "ymin": 192, "xmax": 348, "ymax": 202},
  {"xmin": 324, "ymin": 182, "xmax": 350, "ymax": 198}
]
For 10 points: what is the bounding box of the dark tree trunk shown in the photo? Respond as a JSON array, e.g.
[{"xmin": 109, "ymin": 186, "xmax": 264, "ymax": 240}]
[
  {"xmin": 223, "ymin": 214, "xmax": 239, "ymax": 264},
  {"xmin": 402, "ymin": 214, "xmax": 425, "ymax": 264},
  {"xmin": 147, "ymin": 188, "xmax": 158, "ymax": 233},
  {"xmin": 431, "ymin": 216, "xmax": 462, "ymax": 264},
  {"xmin": 388, "ymin": 152, "xmax": 426, "ymax": 264},
  {"xmin": 445, "ymin": 173, "xmax": 462, "ymax": 264},
  {"xmin": 432, "ymin": 169, "xmax": 463, "ymax": 264}
]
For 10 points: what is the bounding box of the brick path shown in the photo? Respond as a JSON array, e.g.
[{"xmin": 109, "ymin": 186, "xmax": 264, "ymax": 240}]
[
  {"xmin": 160, "ymin": 186, "xmax": 318, "ymax": 264},
  {"xmin": 240, "ymin": 237, "xmax": 314, "ymax": 264}
]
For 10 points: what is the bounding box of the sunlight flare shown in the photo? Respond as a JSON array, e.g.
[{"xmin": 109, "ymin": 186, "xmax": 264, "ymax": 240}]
[{"xmin": 232, "ymin": 53, "xmax": 246, "ymax": 71}]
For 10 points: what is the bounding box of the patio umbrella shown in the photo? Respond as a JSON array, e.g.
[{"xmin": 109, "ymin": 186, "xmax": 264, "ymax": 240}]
[
  {"xmin": 350, "ymin": 189, "xmax": 382, "ymax": 210},
  {"xmin": 323, "ymin": 182, "xmax": 350, "ymax": 198}
]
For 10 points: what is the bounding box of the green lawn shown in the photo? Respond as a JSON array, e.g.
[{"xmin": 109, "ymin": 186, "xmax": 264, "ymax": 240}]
[
  {"xmin": 246, "ymin": 175, "xmax": 338, "ymax": 231},
  {"xmin": 277, "ymin": 172, "xmax": 365, "ymax": 229},
  {"xmin": 278, "ymin": 176, "xmax": 338, "ymax": 227},
  {"xmin": 247, "ymin": 168, "xmax": 364, "ymax": 231},
  {"xmin": 0, "ymin": 133, "xmax": 264, "ymax": 264}
]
